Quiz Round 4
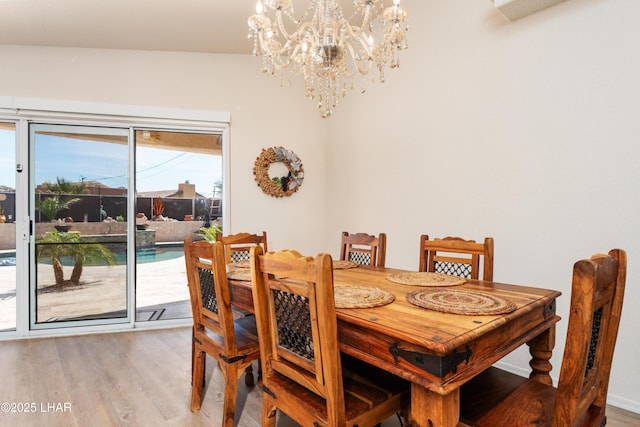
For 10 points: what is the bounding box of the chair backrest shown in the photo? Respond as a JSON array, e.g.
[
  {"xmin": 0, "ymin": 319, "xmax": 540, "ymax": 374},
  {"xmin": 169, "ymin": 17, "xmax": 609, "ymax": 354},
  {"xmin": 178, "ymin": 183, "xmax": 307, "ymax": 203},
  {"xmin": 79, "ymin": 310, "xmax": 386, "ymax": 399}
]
[
  {"xmin": 250, "ymin": 247, "xmax": 348, "ymax": 424},
  {"xmin": 552, "ymin": 249, "xmax": 627, "ymax": 427},
  {"xmin": 216, "ymin": 231, "xmax": 268, "ymax": 264},
  {"xmin": 184, "ymin": 238, "xmax": 238, "ymax": 354},
  {"xmin": 340, "ymin": 231, "xmax": 387, "ymax": 267},
  {"xmin": 418, "ymin": 235, "xmax": 494, "ymax": 281}
]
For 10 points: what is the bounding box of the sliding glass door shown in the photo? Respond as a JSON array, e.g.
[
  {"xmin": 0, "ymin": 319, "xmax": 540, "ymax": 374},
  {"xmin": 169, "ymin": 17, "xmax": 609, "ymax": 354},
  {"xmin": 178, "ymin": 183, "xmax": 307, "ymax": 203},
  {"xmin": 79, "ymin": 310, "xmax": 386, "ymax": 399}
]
[
  {"xmin": 0, "ymin": 99, "xmax": 229, "ymax": 336},
  {"xmin": 30, "ymin": 124, "xmax": 130, "ymax": 328},
  {"xmin": 0, "ymin": 122, "xmax": 16, "ymax": 332},
  {"xmin": 134, "ymin": 129, "xmax": 223, "ymax": 322}
]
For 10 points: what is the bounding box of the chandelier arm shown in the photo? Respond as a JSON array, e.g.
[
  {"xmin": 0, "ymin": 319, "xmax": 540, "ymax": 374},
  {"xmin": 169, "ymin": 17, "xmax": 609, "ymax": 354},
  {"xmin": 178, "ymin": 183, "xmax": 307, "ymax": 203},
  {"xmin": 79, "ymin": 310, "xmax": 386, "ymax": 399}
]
[
  {"xmin": 344, "ymin": 23, "xmax": 369, "ymax": 47},
  {"xmin": 354, "ymin": 2, "xmax": 374, "ymax": 34},
  {"xmin": 256, "ymin": 28, "xmax": 295, "ymax": 58},
  {"xmin": 344, "ymin": 41, "xmax": 373, "ymax": 76},
  {"xmin": 274, "ymin": 9, "xmax": 298, "ymax": 42},
  {"xmin": 295, "ymin": 21, "xmax": 316, "ymax": 42}
]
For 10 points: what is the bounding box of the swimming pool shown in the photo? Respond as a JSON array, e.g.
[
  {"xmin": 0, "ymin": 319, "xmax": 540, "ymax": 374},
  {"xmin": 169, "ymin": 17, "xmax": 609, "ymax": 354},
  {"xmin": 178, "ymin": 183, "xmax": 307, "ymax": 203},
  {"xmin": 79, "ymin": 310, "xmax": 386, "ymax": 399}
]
[
  {"xmin": 135, "ymin": 245, "xmax": 185, "ymax": 264},
  {"xmin": 0, "ymin": 245, "xmax": 185, "ymax": 267},
  {"xmin": 0, "ymin": 254, "xmax": 15, "ymax": 267}
]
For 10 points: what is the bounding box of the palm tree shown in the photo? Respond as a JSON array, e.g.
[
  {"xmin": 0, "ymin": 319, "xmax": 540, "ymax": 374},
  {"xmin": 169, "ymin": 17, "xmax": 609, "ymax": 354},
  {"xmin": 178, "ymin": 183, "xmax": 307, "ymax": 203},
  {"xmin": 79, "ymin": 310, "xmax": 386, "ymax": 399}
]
[
  {"xmin": 36, "ymin": 196, "xmax": 79, "ymax": 222},
  {"xmin": 36, "ymin": 231, "xmax": 117, "ymax": 287},
  {"xmin": 44, "ymin": 177, "xmax": 86, "ymax": 195},
  {"xmin": 35, "ymin": 177, "xmax": 85, "ymax": 222}
]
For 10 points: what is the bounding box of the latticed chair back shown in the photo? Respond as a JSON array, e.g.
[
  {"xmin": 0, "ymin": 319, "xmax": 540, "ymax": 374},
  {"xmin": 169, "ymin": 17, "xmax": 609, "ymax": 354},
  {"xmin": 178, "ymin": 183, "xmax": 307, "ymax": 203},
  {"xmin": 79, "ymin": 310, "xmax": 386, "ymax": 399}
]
[
  {"xmin": 183, "ymin": 238, "xmax": 260, "ymax": 426},
  {"xmin": 340, "ymin": 231, "xmax": 387, "ymax": 267},
  {"xmin": 459, "ymin": 249, "xmax": 627, "ymax": 427},
  {"xmin": 418, "ymin": 235, "xmax": 494, "ymax": 281},
  {"xmin": 552, "ymin": 248, "xmax": 627, "ymax": 426},
  {"xmin": 250, "ymin": 246, "xmax": 409, "ymax": 427},
  {"xmin": 185, "ymin": 239, "xmax": 235, "ymax": 345},
  {"xmin": 217, "ymin": 231, "xmax": 268, "ymax": 264}
]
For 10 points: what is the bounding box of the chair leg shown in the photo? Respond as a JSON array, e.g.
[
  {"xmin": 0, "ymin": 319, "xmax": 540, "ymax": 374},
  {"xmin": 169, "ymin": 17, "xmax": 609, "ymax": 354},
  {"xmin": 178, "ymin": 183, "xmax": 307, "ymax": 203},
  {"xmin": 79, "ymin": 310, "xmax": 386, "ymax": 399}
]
[
  {"xmin": 222, "ymin": 365, "xmax": 239, "ymax": 427},
  {"xmin": 191, "ymin": 350, "xmax": 205, "ymax": 411},
  {"xmin": 190, "ymin": 327, "xmax": 194, "ymax": 381},
  {"xmin": 261, "ymin": 395, "xmax": 277, "ymax": 427},
  {"xmin": 244, "ymin": 363, "xmax": 255, "ymax": 386}
]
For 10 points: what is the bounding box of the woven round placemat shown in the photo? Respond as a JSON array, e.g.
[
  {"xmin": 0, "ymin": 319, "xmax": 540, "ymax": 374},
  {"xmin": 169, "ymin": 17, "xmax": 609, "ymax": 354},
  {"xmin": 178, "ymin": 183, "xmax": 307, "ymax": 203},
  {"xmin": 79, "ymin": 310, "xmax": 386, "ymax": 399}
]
[
  {"xmin": 230, "ymin": 260, "xmax": 250, "ymax": 269},
  {"xmin": 386, "ymin": 272, "xmax": 466, "ymax": 287},
  {"xmin": 333, "ymin": 260, "xmax": 360, "ymax": 269},
  {"xmin": 406, "ymin": 288, "xmax": 517, "ymax": 315},
  {"xmin": 334, "ymin": 286, "xmax": 395, "ymax": 309},
  {"xmin": 227, "ymin": 269, "xmax": 252, "ymax": 281}
]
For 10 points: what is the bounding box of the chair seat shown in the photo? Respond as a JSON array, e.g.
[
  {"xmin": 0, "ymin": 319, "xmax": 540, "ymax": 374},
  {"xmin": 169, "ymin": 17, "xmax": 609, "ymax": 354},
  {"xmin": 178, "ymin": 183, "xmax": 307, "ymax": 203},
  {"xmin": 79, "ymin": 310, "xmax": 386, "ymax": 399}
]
[
  {"xmin": 265, "ymin": 360, "xmax": 408, "ymax": 425},
  {"xmin": 460, "ymin": 368, "xmax": 554, "ymax": 426},
  {"xmin": 198, "ymin": 315, "xmax": 260, "ymax": 353}
]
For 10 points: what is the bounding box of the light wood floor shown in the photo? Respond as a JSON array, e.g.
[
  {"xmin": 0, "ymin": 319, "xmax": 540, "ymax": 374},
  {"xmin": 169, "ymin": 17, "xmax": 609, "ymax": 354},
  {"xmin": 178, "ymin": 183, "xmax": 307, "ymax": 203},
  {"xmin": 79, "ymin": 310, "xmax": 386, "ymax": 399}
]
[{"xmin": 0, "ymin": 327, "xmax": 638, "ymax": 427}]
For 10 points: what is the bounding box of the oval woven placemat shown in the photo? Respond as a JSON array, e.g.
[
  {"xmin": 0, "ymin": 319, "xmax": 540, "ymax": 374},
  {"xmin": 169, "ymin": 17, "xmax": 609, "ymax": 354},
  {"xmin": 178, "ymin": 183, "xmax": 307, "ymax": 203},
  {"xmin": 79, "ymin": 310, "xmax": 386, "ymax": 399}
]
[
  {"xmin": 334, "ymin": 286, "xmax": 395, "ymax": 309},
  {"xmin": 386, "ymin": 272, "xmax": 466, "ymax": 287},
  {"xmin": 333, "ymin": 260, "xmax": 360, "ymax": 269},
  {"xmin": 406, "ymin": 288, "xmax": 517, "ymax": 315}
]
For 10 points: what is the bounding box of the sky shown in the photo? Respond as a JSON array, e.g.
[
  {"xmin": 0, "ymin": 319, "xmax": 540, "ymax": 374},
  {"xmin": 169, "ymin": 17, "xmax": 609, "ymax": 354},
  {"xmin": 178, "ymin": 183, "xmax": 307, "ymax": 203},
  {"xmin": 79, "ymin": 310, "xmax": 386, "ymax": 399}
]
[{"xmin": 0, "ymin": 129, "xmax": 222, "ymax": 198}]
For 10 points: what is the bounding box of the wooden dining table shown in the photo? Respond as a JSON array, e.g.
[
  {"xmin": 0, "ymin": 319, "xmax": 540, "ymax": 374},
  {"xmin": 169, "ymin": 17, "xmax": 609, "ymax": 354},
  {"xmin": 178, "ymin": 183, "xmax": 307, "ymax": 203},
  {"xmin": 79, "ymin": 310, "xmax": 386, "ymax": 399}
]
[{"xmin": 228, "ymin": 265, "xmax": 561, "ymax": 427}]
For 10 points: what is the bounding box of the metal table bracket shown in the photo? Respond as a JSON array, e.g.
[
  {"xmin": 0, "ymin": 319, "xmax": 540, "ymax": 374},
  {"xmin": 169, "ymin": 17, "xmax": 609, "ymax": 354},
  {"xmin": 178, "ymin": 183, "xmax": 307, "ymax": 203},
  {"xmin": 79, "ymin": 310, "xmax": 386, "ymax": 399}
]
[{"xmin": 389, "ymin": 342, "xmax": 472, "ymax": 379}]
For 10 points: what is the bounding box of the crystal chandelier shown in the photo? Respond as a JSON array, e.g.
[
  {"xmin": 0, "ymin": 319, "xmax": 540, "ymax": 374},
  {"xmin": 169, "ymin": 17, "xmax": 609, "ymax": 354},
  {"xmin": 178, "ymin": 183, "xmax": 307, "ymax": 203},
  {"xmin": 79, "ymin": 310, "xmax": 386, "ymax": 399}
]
[{"xmin": 248, "ymin": 0, "xmax": 409, "ymax": 118}]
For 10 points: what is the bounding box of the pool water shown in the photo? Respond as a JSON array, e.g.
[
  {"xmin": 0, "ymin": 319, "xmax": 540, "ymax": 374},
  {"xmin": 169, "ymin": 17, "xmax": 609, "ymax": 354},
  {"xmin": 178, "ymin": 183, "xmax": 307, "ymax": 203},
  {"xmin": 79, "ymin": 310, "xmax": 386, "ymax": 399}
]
[
  {"xmin": 0, "ymin": 245, "xmax": 184, "ymax": 267},
  {"xmin": 0, "ymin": 255, "xmax": 16, "ymax": 267},
  {"xmin": 135, "ymin": 246, "xmax": 185, "ymax": 264}
]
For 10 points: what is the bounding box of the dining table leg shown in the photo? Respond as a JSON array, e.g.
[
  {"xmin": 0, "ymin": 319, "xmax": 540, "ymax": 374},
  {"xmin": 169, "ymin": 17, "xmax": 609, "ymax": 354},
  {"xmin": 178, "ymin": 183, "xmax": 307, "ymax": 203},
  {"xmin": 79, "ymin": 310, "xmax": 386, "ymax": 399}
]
[
  {"xmin": 527, "ymin": 325, "xmax": 556, "ymax": 385},
  {"xmin": 408, "ymin": 383, "xmax": 460, "ymax": 427}
]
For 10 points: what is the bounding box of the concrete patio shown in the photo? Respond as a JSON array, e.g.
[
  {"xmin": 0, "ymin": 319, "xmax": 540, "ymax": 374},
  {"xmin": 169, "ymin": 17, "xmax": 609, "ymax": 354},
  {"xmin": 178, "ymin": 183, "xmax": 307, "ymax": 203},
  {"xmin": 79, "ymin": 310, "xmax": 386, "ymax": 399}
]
[{"xmin": 0, "ymin": 254, "xmax": 191, "ymax": 330}]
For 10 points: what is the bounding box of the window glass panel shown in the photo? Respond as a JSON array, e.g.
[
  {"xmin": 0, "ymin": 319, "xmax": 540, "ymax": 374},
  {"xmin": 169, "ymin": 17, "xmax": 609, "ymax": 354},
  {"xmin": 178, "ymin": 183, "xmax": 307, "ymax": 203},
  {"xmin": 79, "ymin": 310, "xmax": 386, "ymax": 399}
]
[
  {"xmin": 134, "ymin": 130, "xmax": 222, "ymax": 322},
  {"xmin": 32, "ymin": 124, "xmax": 130, "ymax": 327},
  {"xmin": 0, "ymin": 122, "xmax": 16, "ymax": 332}
]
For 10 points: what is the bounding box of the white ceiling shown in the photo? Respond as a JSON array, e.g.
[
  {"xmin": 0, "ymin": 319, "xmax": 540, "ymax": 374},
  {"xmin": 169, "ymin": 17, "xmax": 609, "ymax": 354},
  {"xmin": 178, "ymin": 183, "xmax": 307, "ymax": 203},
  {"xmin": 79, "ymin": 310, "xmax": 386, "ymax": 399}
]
[
  {"xmin": 0, "ymin": 0, "xmax": 358, "ymax": 55},
  {"xmin": 0, "ymin": 0, "xmax": 263, "ymax": 54}
]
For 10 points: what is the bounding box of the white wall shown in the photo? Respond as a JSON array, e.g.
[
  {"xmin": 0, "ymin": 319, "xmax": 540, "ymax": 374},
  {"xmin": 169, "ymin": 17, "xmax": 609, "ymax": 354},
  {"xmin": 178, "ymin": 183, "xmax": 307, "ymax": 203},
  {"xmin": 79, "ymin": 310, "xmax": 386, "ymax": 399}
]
[
  {"xmin": 0, "ymin": 46, "xmax": 328, "ymax": 256},
  {"xmin": 325, "ymin": 0, "xmax": 640, "ymax": 412},
  {"xmin": 1, "ymin": 0, "xmax": 638, "ymax": 412}
]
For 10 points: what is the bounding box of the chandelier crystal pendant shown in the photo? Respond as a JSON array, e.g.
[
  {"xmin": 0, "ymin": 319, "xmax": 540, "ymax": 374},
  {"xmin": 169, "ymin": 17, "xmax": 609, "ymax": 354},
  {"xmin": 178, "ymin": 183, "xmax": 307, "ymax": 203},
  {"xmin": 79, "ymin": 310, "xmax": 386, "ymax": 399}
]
[{"xmin": 248, "ymin": 0, "xmax": 409, "ymax": 118}]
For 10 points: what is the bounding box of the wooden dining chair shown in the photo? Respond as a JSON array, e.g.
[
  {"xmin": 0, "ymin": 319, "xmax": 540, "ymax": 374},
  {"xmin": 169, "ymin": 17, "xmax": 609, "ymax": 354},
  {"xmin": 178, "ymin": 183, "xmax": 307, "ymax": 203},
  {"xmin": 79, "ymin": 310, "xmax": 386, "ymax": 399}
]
[
  {"xmin": 340, "ymin": 231, "xmax": 387, "ymax": 267},
  {"xmin": 216, "ymin": 231, "xmax": 268, "ymax": 264},
  {"xmin": 249, "ymin": 246, "xmax": 410, "ymax": 427},
  {"xmin": 183, "ymin": 238, "xmax": 261, "ymax": 427},
  {"xmin": 459, "ymin": 248, "xmax": 627, "ymax": 427},
  {"xmin": 418, "ymin": 235, "xmax": 494, "ymax": 281}
]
